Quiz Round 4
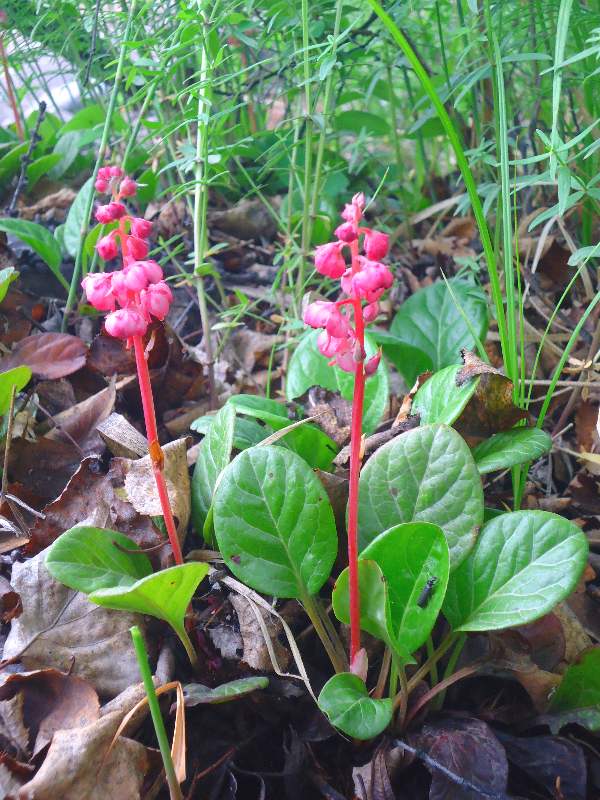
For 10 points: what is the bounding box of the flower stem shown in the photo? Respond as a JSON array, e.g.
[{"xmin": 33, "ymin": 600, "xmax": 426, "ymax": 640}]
[
  {"xmin": 133, "ymin": 334, "xmax": 184, "ymax": 566},
  {"xmin": 347, "ymin": 239, "xmax": 365, "ymax": 665}
]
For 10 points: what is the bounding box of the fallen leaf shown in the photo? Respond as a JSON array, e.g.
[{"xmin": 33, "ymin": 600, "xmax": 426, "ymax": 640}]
[
  {"xmin": 97, "ymin": 413, "xmax": 147, "ymax": 459},
  {"xmin": 229, "ymin": 593, "xmax": 289, "ymax": 672},
  {"xmin": 0, "ymin": 753, "xmax": 34, "ymax": 796},
  {"xmin": 3, "ymin": 549, "xmax": 150, "ymax": 698},
  {"xmin": 45, "ymin": 382, "xmax": 115, "ymax": 454},
  {"xmin": 87, "ymin": 331, "xmax": 136, "ymax": 377},
  {"xmin": 209, "ymin": 198, "xmax": 277, "ymax": 241},
  {"xmin": 0, "ymin": 669, "xmax": 99, "ymax": 756},
  {"xmin": 0, "ymin": 575, "xmax": 21, "ymax": 622},
  {"xmin": 0, "ymin": 333, "xmax": 86, "ymax": 380},
  {"xmin": 229, "ymin": 328, "xmax": 282, "ymax": 374},
  {"xmin": 412, "ymin": 715, "xmax": 508, "ymax": 800},
  {"xmin": 496, "ymin": 730, "xmax": 586, "ymax": 800},
  {"xmin": 8, "ymin": 438, "xmax": 84, "ymax": 506},
  {"xmin": 120, "ymin": 438, "xmax": 190, "ymax": 537}
]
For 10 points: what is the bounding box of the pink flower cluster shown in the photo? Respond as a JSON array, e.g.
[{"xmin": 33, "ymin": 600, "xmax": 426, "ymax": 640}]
[
  {"xmin": 81, "ymin": 166, "xmax": 172, "ymax": 341},
  {"xmin": 303, "ymin": 193, "xmax": 392, "ymax": 374}
]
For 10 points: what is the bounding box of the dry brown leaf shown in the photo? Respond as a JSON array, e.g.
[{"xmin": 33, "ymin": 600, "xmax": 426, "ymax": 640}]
[
  {"xmin": 120, "ymin": 438, "xmax": 190, "ymax": 537},
  {"xmin": 0, "ymin": 333, "xmax": 87, "ymax": 380},
  {"xmin": 8, "ymin": 437, "xmax": 84, "ymax": 506},
  {"xmin": 228, "ymin": 328, "xmax": 282, "ymax": 374},
  {"xmin": 18, "ymin": 188, "xmax": 76, "ymax": 222},
  {"xmin": 3, "ymin": 549, "xmax": 149, "ymax": 698},
  {"xmin": 45, "ymin": 382, "xmax": 116, "ymax": 455},
  {"xmin": 0, "ymin": 575, "xmax": 21, "ymax": 622},
  {"xmin": 209, "ymin": 198, "xmax": 277, "ymax": 241},
  {"xmin": 229, "ymin": 593, "xmax": 289, "ymax": 672},
  {"xmin": 0, "ymin": 669, "xmax": 100, "ymax": 757}
]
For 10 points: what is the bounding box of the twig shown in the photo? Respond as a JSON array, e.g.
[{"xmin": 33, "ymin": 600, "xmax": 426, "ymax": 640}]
[
  {"xmin": 83, "ymin": 0, "xmax": 102, "ymax": 86},
  {"xmin": 1, "ymin": 385, "xmax": 17, "ymax": 501},
  {"xmin": 7, "ymin": 101, "xmax": 46, "ymax": 215}
]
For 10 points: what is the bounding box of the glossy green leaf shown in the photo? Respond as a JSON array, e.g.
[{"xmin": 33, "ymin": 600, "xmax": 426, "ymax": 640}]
[
  {"xmin": 45, "ymin": 525, "xmax": 152, "ymax": 592},
  {"xmin": 0, "ymin": 366, "xmax": 31, "ymax": 415},
  {"xmin": 318, "ymin": 673, "xmax": 392, "ymax": 740},
  {"xmin": 0, "ymin": 266, "xmax": 17, "ymax": 304},
  {"xmin": 443, "ymin": 511, "xmax": 588, "ymax": 631},
  {"xmin": 472, "ymin": 428, "xmax": 553, "ymax": 474},
  {"xmin": 213, "ymin": 446, "xmax": 337, "ymax": 598},
  {"xmin": 361, "ymin": 522, "xmax": 450, "ymax": 655},
  {"xmin": 63, "ymin": 176, "xmax": 95, "ymax": 258},
  {"xmin": 228, "ymin": 394, "xmax": 338, "ymax": 469},
  {"xmin": 184, "ymin": 677, "xmax": 269, "ymax": 705},
  {"xmin": 390, "ymin": 279, "xmax": 488, "ymax": 384},
  {"xmin": 0, "ymin": 219, "xmax": 68, "ymax": 292},
  {"xmin": 549, "ymin": 648, "xmax": 600, "ymax": 712},
  {"xmin": 332, "ymin": 560, "xmax": 410, "ymax": 660},
  {"xmin": 286, "ymin": 329, "xmax": 388, "ymax": 434},
  {"xmin": 89, "ymin": 563, "xmax": 209, "ymax": 644},
  {"xmin": 26, "ymin": 153, "xmax": 63, "ymax": 188},
  {"xmin": 0, "ymin": 143, "xmax": 28, "ymax": 182},
  {"xmin": 191, "ymin": 412, "xmax": 269, "ymax": 451},
  {"xmin": 370, "ymin": 329, "xmax": 433, "ymax": 385},
  {"xmin": 412, "ymin": 365, "xmax": 479, "ymax": 425},
  {"xmin": 358, "ymin": 424, "xmax": 483, "ymax": 568},
  {"xmin": 191, "ymin": 404, "xmax": 236, "ymax": 536}
]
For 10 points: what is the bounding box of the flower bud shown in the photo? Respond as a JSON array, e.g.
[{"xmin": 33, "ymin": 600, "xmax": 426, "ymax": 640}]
[
  {"xmin": 314, "ymin": 242, "xmax": 345, "ymax": 278},
  {"xmin": 303, "ymin": 300, "xmax": 336, "ymax": 329},
  {"xmin": 131, "ymin": 259, "xmax": 163, "ymax": 284},
  {"xmin": 364, "ymin": 350, "xmax": 381, "ymax": 376},
  {"xmin": 352, "ymin": 192, "xmax": 366, "ymax": 212},
  {"xmin": 335, "ymin": 221, "xmax": 357, "ymax": 243},
  {"xmin": 127, "ymin": 235, "xmax": 149, "ymax": 260},
  {"xmin": 95, "ymin": 178, "xmax": 109, "ymax": 193},
  {"xmin": 325, "ymin": 307, "xmax": 351, "ymax": 339},
  {"xmin": 119, "ymin": 176, "xmax": 137, "ymax": 197},
  {"xmin": 335, "ymin": 350, "xmax": 357, "ymax": 373},
  {"xmin": 105, "ymin": 307, "xmax": 147, "ymax": 339},
  {"xmin": 109, "ymin": 166, "xmax": 123, "ymax": 178},
  {"xmin": 81, "ymin": 273, "xmax": 115, "ymax": 311},
  {"xmin": 140, "ymin": 281, "xmax": 172, "ymax": 321},
  {"xmin": 96, "ymin": 233, "xmax": 118, "ymax": 260},
  {"xmin": 95, "ymin": 201, "xmax": 126, "ymax": 224},
  {"xmin": 362, "ymin": 301, "xmax": 380, "ymax": 323},
  {"xmin": 123, "ymin": 263, "xmax": 149, "ymax": 292},
  {"xmin": 363, "ymin": 229, "xmax": 389, "ymax": 261},
  {"xmin": 131, "ymin": 217, "xmax": 153, "ymax": 239},
  {"xmin": 97, "ymin": 166, "xmax": 112, "ymax": 181}
]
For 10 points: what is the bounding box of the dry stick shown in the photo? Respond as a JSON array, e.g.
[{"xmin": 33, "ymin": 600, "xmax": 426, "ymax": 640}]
[
  {"xmin": 0, "ymin": 30, "xmax": 23, "ymax": 141},
  {"xmin": 7, "ymin": 101, "xmax": 46, "ymax": 215},
  {"xmin": 0, "ymin": 385, "xmax": 16, "ymax": 502}
]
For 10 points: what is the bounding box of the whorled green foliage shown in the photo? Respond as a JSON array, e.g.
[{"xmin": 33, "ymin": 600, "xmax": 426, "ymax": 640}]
[
  {"xmin": 318, "ymin": 673, "xmax": 393, "ymax": 740},
  {"xmin": 213, "ymin": 445, "xmax": 337, "ymax": 598},
  {"xmin": 358, "ymin": 424, "xmax": 483, "ymax": 568},
  {"xmin": 443, "ymin": 510, "xmax": 588, "ymax": 631}
]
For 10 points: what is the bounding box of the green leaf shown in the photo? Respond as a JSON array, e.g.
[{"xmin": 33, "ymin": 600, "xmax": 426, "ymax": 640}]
[
  {"xmin": 549, "ymin": 648, "xmax": 600, "ymax": 712},
  {"xmin": 45, "ymin": 526, "xmax": 152, "ymax": 592},
  {"xmin": 443, "ymin": 511, "xmax": 588, "ymax": 631},
  {"xmin": 370, "ymin": 329, "xmax": 433, "ymax": 383},
  {"xmin": 183, "ymin": 677, "xmax": 269, "ymax": 705},
  {"xmin": 228, "ymin": 394, "xmax": 338, "ymax": 469},
  {"xmin": 63, "ymin": 176, "xmax": 95, "ymax": 258},
  {"xmin": 361, "ymin": 522, "xmax": 450, "ymax": 655},
  {"xmin": 89, "ymin": 563, "xmax": 209, "ymax": 644},
  {"xmin": 0, "ymin": 266, "xmax": 18, "ymax": 304},
  {"xmin": 59, "ymin": 104, "xmax": 109, "ymax": 134},
  {"xmin": 191, "ymin": 412, "xmax": 269, "ymax": 451},
  {"xmin": 557, "ymin": 165, "xmax": 571, "ymax": 216},
  {"xmin": 412, "ymin": 365, "xmax": 479, "ymax": 425},
  {"xmin": 334, "ymin": 110, "xmax": 390, "ymax": 136},
  {"xmin": 390, "ymin": 279, "xmax": 488, "ymax": 384},
  {"xmin": 542, "ymin": 707, "xmax": 600, "ymax": 734},
  {"xmin": 0, "ymin": 366, "xmax": 31, "ymax": 415},
  {"xmin": 136, "ymin": 168, "xmax": 158, "ymax": 204},
  {"xmin": 213, "ymin": 446, "xmax": 337, "ymax": 598},
  {"xmin": 318, "ymin": 673, "xmax": 392, "ymax": 740},
  {"xmin": 191, "ymin": 404, "xmax": 236, "ymax": 536},
  {"xmin": 0, "ymin": 143, "xmax": 28, "ymax": 182},
  {"xmin": 332, "ymin": 560, "xmax": 409, "ymax": 659},
  {"xmin": 26, "ymin": 154, "xmax": 63, "ymax": 188},
  {"xmin": 472, "ymin": 428, "xmax": 553, "ymax": 474},
  {"xmin": 358, "ymin": 424, "xmax": 483, "ymax": 568},
  {"xmin": 0, "ymin": 219, "xmax": 68, "ymax": 292},
  {"xmin": 286, "ymin": 330, "xmax": 388, "ymax": 434}
]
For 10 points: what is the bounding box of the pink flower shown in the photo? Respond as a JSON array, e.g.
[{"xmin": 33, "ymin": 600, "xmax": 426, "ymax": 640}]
[
  {"xmin": 97, "ymin": 166, "xmax": 112, "ymax": 181},
  {"xmin": 335, "ymin": 222, "xmax": 357, "ymax": 243},
  {"xmin": 109, "ymin": 166, "xmax": 123, "ymax": 178},
  {"xmin": 344, "ymin": 261, "xmax": 393, "ymax": 302},
  {"xmin": 96, "ymin": 233, "xmax": 118, "ymax": 260},
  {"xmin": 335, "ymin": 350, "xmax": 357, "ymax": 373},
  {"xmin": 109, "ymin": 272, "xmax": 130, "ymax": 306},
  {"xmin": 325, "ymin": 307, "xmax": 351, "ymax": 338},
  {"xmin": 127, "ymin": 236, "xmax": 149, "ymax": 260},
  {"xmin": 95, "ymin": 178, "xmax": 109, "ymax": 193},
  {"xmin": 81, "ymin": 273, "xmax": 116, "ymax": 311},
  {"xmin": 123, "ymin": 263, "xmax": 149, "ymax": 292},
  {"xmin": 96, "ymin": 202, "xmax": 126, "ymax": 224},
  {"xmin": 341, "ymin": 192, "xmax": 366, "ymax": 223},
  {"xmin": 363, "ymin": 301, "xmax": 380, "ymax": 323},
  {"xmin": 105, "ymin": 307, "xmax": 147, "ymax": 339},
  {"xmin": 131, "ymin": 218, "xmax": 153, "ymax": 238},
  {"xmin": 140, "ymin": 281, "xmax": 172, "ymax": 320},
  {"xmin": 303, "ymin": 300, "xmax": 336, "ymax": 329},
  {"xmin": 363, "ymin": 230, "xmax": 389, "ymax": 260},
  {"xmin": 314, "ymin": 242, "xmax": 345, "ymax": 278},
  {"xmin": 364, "ymin": 351, "xmax": 381, "ymax": 376},
  {"xmin": 132, "ymin": 259, "xmax": 163, "ymax": 284},
  {"xmin": 119, "ymin": 177, "xmax": 137, "ymax": 197}
]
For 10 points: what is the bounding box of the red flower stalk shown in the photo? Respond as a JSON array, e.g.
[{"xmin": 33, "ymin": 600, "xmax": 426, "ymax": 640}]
[
  {"xmin": 82, "ymin": 165, "xmax": 183, "ymax": 566},
  {"xmin": 303, "ymin": 193, "xmax": 392, "ymax": 669}
]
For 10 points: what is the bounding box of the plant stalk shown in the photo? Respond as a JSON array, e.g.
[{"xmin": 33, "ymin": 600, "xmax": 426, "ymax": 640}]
[{"xmin": 0, "ymin": 31, "xmax": 23, "ymax": 141}]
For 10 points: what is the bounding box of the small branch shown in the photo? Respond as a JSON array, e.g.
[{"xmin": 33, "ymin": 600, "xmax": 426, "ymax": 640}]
[
  {"xmin": 1, "ymin": 385, "xmax": 17, "ymax": 502},
  {"xmin": 7, "ymin": 101, "xmax": 46, "ymax": 215},
  {"xmin": 83, "ymin": 0, "xmax": 102, "ymax": 86}
]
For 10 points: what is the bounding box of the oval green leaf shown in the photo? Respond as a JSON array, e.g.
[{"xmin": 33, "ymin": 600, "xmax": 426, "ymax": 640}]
[
  {"xmin": 443, "ymin": 511, "xmax": 588, "ymax": 632},
  {"xmin": 412, "ymin": 365, "xmax": 479, "ymax": 425},
  {"xmin": 191, "ymin": 412, "xmax": 269, "ymax": 451},
  {"xmin": 390, "ymin": 278, "xmax": 488, "ymax": 385},
  {"xmin": 213, "ymin": 446, "xmax": 337, "ymax": 598},
  {"xmin": 184, "ymin": 677, "xmax": 269, "ymax": 706},
  {"xmin": 0, "ymin": 366, "xmax": 31, "ymax": 415},
  {"xmin": 361, "ymin": 522, "xmax": 450, "ymax": 655},
  {"xmin": 472, "ymin": 428, "xmax": 553, "ymax": 474},
  {"xmin": 358, "ymin": 424, "xmax": 483, "ymax": 568},
  {"xmin": 318, "ymin": 673, "xmax": 392, "ymax": 740},
  {"xmin": 63, "ymin": 176, "xmax": 95, "ymax": 258},
  {"xmin": 0, "ymin": 218, "xmax": 68, "ymax": 292},
  {"xmin": 191, "ymin": 403, "xmax": 236, "ymax": 535},
  {"xmin": 286, "ymin": 329, "xmax": 388, "ymax": 434},
  {"xmin": 0, "ymin": 266, "xmax": 17, "ymax": 304},
  {"xmin": 549, "ymin": 647, "xmax": 600, "ymax": 712},
  {"xmin": 45, "ymin": 525, "xmax": 152, "ymax": 593}
]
